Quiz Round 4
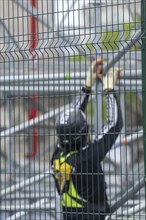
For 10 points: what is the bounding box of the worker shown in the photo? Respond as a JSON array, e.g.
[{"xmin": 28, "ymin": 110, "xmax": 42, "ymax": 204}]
[{"xmin": 51, "ymin": 59, "xmax": 123, "ymax": 220}]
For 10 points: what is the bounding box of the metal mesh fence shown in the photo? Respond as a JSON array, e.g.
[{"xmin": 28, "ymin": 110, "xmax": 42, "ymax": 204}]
[{"xmin": 0, "ymin": 0, "xmax": 145, "ymax": 220}]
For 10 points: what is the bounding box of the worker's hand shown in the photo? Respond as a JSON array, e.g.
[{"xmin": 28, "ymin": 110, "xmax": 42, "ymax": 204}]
[
  {"xmin": 102, "ymin": 68, "xmax": 123, "ymax": 91},
  {"xmin": 85, "ymin": 58, "xmax": 103, "ymax": 89}
]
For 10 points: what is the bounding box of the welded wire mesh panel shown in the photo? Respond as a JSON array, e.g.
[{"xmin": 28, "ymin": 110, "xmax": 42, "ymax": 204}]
[{"xmin": 0, "ymin": 0, "xmax": 145, "ymax": 220}]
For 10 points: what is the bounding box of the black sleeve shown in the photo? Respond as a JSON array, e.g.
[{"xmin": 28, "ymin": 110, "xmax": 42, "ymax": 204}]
[
  {"xmin": 71, "ymin": 87, "xmax": 91, "ymax": 112},
  {"xmin": 93, "ymin": 92, "xmax": 123, "ymax": 162}
]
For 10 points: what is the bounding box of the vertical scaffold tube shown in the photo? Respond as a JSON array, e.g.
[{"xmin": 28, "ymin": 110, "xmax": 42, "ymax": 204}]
[
  {"xmin": 28, "ymin": 0, "xmax": 38, "ymax": 159},
  {"xmin": 30, "ymin": 0, "xmax": 38, "ymax": 57}
]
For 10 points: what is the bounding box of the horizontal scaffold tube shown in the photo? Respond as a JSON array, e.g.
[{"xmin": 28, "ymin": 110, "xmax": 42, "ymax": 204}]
[
  {"xmin": 0, "ymin": 85, "xmax": 142, "ymax": 94},
  {"xmin": 0, "ymin": 70, "xmax": 142, "ymax": 83}
]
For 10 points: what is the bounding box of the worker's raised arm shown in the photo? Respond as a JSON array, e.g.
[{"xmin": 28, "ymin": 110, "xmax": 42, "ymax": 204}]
[
  {"xmin": 94, "ymin": 68, "xmax": 123, "ymax": 161},
  {"xmin": 71, "ymin": 59, "xmax": 103, "ymax": 112}
]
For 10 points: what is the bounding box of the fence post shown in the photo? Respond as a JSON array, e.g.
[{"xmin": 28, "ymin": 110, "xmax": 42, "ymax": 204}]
[{"xmin": 141, "ymin": 0, "xmax": 146, "ymax": 209}]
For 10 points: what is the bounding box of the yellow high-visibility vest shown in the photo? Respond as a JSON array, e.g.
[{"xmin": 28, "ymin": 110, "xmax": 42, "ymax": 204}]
[{"xmin": 53, "ymin": 150, "xmax": 87, "ymax": 208}]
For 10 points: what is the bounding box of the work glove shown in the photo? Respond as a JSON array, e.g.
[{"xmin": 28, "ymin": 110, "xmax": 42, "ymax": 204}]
[
  {"xmin": 85, "ymin": 58, "xmax": 103, "ymax": 89},
  {"xmin": 102, "ymin": 68, "xmax": 123, "ymax": 91}
]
